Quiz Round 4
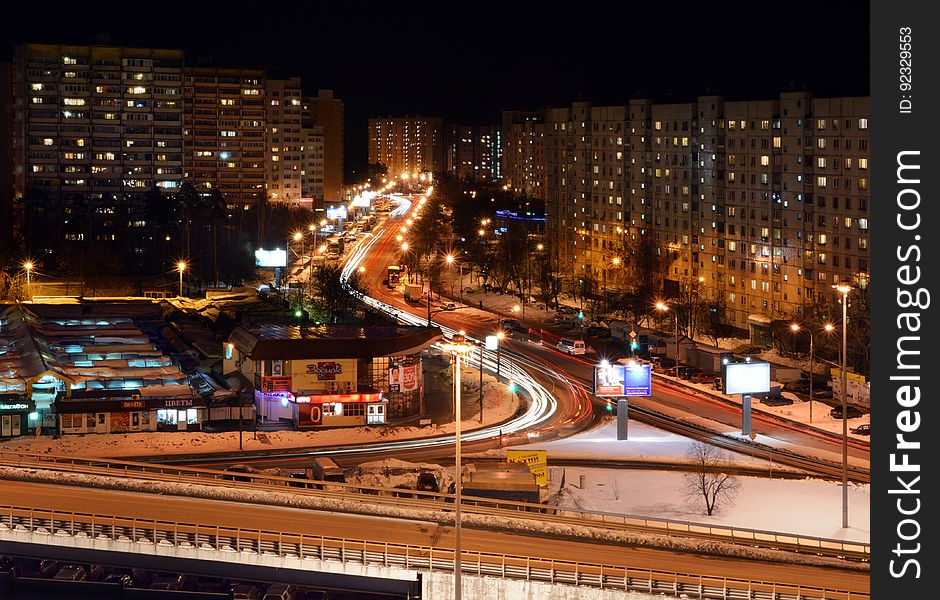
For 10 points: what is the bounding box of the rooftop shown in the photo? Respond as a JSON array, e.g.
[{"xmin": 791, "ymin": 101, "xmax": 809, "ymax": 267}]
[{"xmin": 229, "ymin": 324, "xmax": 443, "ymax": 360}]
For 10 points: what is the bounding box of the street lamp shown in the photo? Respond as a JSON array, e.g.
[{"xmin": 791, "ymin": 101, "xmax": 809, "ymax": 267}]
[
  {"xmin": 655, "ymin": 301, "xmax": 679, "ymax": 377},
  {"xmin": 832, "ymin": 283, "xmax": 852, "ymax": 529},
  {"xmin": 789, "ymin": 323, "xmax": 816, "ymax": 423},
  {"xmin": 438, "ymin": 332, "xmax": 476, "ymax": 600},
  {"xmin": 177, "ymin": 261, "xmax": 186, "ymax": 297},
  {"xmin": 23, "ymin": 262, "xmax": 33, "ymax": 301},
  {"xmin": 495, "ymin": 331, "xmax": 505, "ymax": 379}
]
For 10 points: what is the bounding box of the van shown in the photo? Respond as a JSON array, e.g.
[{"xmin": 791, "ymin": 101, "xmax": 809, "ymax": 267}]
[
  {"xmin": 311, "ymin": 457, "xmax": 346, "ymax": 483},
  {"xmin": 556, "ymin": 338, "xmax": 586, "ymax": 355}
]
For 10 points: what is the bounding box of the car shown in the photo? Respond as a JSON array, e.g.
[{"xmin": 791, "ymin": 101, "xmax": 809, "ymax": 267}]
[
  {"xmin": 88, "ymin": 564, "xmax": 113, "ymax": 582},
  {"xmin": 851, "ymin": 423, "xmax": 871, "ymax": 435},
  {"xmin": 53, "ymin": 565, "xmax": 87, "ymax": 581},
  {"xmin": 689, "ymin": 371, "xmax": 715, "ymax": 384},
  {"xmin": 812, "ymin": 388, "xmax": 834, "ymax": 399},
  {"xmin": 103, "ymin": 573, "xmax": 133, "ymax": 587},
  {"xmin": 263, "ymin": 583, "xmax": 301, "ymax": 600},
  {"xmin": 232, "ymin": 583, "xmax": 264, "ymax": 599},
  {"xmin": 712, "ymin": 377, "xmax": 723, "ymax": 391},
  {"xmin": 441, "ymin": 301, "xmax": 457, "ymax": 311},
  {"xmin": 223, "ymin": 464, "xmax": 258, "ymax": 483},
  {"xmin": 677, "ymin": 366, "xmax": 694, "ymax": 380},
  {"xmin": 326, "ymin": 252, "xmax": 340, "ymax": 260},
  {"xmin": 759, "ymin": 395, "xmax": 794, "ymax": 406},
  {"xmin": 416, "ymin": 471, "xmax": 439, "ymax": 493},
  {"xmin": 288, "ymin": 471, "xmax": 312, "ymax": 488},
  {"xmin": 149, "ymin": 574, "xmax": 182, "ymax": 590},
  {"xmin": 830, "ymin": 404, "xmax": 865, "ymax": 419},
  {"xmin": 556, "ymin": 338, "xmax": 586, "ymax": 355}
]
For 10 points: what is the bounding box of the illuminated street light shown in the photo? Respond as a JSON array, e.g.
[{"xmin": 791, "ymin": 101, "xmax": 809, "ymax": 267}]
[
  {"xmin": 537, "ymin": 243, "xmax": 544, "ymax": 251},
  {"xmin": 23, "ymin": 261, "xmax": 34, "ymax": 301},
  {"xmin": 478, "ymin": 229, "xmax": 485, "ymax": 236},
  {"xmin": 655, "ymin": 301, "xmax": 679, "ymax": 378},
  {"xmin": 832, "ymin": 283, "xmax": 852, "ymax": 529},
  {"xmin": 177, "ymin": 261, "xmax": 187, "ymax": 297},
  {"xmin": 320, "ymin": 219, "xmax": 328, "ymax": 226},
  {"xmin": 789, "ymin": 323, "xmax": 816, "ymax": 423},
  {"xmin": 396, "ymin": 234, "xmax": 404, "ymax": 242},
  {"xmin": 293, "ymin": 232, "xmax": 302, "ymax": 241},
  {"xmin": 401, "ymin": 242, "xmax": 409, "ymax": 251},
  {"xmin": 445, "ymin": 254, "xmax": 454, "ymax": 264},
  {"xmin": 438, "ymin": 332, "xmax": 476, "ymax": 600}
]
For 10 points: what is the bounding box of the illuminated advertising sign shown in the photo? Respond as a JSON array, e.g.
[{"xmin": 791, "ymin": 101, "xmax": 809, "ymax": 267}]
[
  {"xmin": 326, "ymin": 206, "xmax": 348, "ymax": 220},
  {"xmin": 594, "ymin": 363, "xmax": 652, "ymax": 397},
  {"xmin": 254, "ymin": 248, "xmax": 287, "ymax": 268},
  {"xmin": 722, "ymin": 361, "xmax": 771, "ymax": 395},
  {"xmin": 306, "ymin": 362, "xmax": 343, "ymax": 381}
]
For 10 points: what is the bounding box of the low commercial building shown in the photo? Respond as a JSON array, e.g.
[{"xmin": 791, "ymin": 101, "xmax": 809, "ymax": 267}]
[
  {"xmin": 224, "ymin": 323, "xmax": 442, "ymax": 429},
  {"xmin": 54, "ymin": 387, "xmax": 204, "ymax": 435},
  {"xmin": 0, "ymin": 394, "xmax": 35, "ymax": 438}
]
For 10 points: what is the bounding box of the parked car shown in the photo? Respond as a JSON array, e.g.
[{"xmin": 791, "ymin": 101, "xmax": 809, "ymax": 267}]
[
  {"xmin": 441, "ymin": 301, "xmax": 457, "ymax": 311},
  {"xmin": 53, "ymin": 565, "xmax": 87, "ymax": 581},
  {"xmin": 812, "ymin": 388, "xmax": 834, "ymax": 399},
  {"xmin": 416, "ymin": 471, "xmax": 439, "ymax": 493},
  {"xmin": 851, "ymin": 423, "xmax": 871, "ymax": 435},
  {"xmin": 288, "ymin": 471, "xmax": 312, "ymax": 488},
  {"xmin": 149, "ymin": 574, "xmax": 182, "ymax": 591},
  {"xmin": 39, "ymin": 560, "xmax": 60, "ymax": 578},
  {"xmin": 263, "ymin": 583, "xmax": 301, "ymax": 600},
  {"xmin": 232, "ymin": 583, "xmax": 264, "ymax": 599},
  {"xmin": 677, "ymin": 366, "xmax": 694, "ymax": 380},
  {"xmin": 223, "ymin": 464, "xmax": 258, "ymax": 483},
  {"xmin": 830, "ymin": 404, "xmax": 865, "ymax": 419},
  {"xmin": 690, "ymin": 371, "xmax": 715, "ymax": 384},
  {"xmin": 759, "ymin": 395, "xmax": 794, "ymax": 406},
  {"xmin": 712, "ymin": 377, "xmax": 723, "ymax": 391}
]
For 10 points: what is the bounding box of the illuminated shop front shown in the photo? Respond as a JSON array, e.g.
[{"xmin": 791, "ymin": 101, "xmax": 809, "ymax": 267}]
[
  {"xmin": 0, "ymin": 395, "xmax": 36, "ymax": 438},
  {"xmin": 223, "ymin": 324, "xmax": 442, "ymax": 429},
  {"xmin": 54, "ymin": 389, "xmax": 206, "ymax": 434}
]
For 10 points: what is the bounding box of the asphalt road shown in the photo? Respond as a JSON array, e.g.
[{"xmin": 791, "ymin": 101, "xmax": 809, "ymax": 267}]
[{"xmin": 2, "ymin": 479, "xmax": 869, "ymax": 595}]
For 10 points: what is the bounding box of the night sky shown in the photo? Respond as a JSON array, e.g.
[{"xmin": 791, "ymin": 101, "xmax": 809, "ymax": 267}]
[{"xmin": 4, "ymin": 1, "xmax": 870, "ymax": 180}]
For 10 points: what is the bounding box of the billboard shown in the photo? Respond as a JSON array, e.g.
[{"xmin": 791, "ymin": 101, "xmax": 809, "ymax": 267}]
[
  {"xmin": 255, "ymin": 248, "xmax": 287, "ymax": 268},
  {"xmin": 326, "ymin": 205, "xmax": 348, "ymax": 220},
  {"xmin": 722, "ymin": 361, "xmax": 771, "ymax": 395},
  {"xmin": 388, "ymin": 363, "xmax": 419, "ymax": 393},
  {"xmin": 594, "ymin": 363, "xmax": 652, "ymax": 397}
]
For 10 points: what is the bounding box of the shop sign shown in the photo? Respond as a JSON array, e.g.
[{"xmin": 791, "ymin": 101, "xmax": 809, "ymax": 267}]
[
  {"xmin": 120, "ymin": 400, "xmax": 146, "ymax": 409},
  {"xmin": 259, "ymin": 375, "xmax": 293, "ymax": 393},
  {"xmin": 0, "ymin": 402, "xmax": 33, "ymax": 412},
  {"xmin": 163, "ymin": 398, "xmax": 195, "ymax": 407},
  {"xmin": 306, "ymin": 362, "xmax": 343, "ymax": 381}
]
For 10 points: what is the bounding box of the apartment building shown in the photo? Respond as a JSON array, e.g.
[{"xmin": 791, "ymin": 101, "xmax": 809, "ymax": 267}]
[
  {"xmin": 447, "ymin": 124, "xmax": 501, "ymax": 182},
  {"xmin": 183, "ymin": 67, "xmax": 266, "ymax": 205},
  {"xmin": 301, "ymin": 124, "xmax": 325, "ymax": 212},
  {"xmin": 302, "ymin": 90, "xmax": 344, "ymax": 203},
  {"xmin": 12, "ymin": 44, "xmax": 185, "ymax": 200},
  {"xmin": 545, "ymin": 93, "xmax": 870, "ymax": 339},
  {"xmin": 367, "ymin": 116, "xmax": 445, "ymax": 177},
  {"xmin": 265, "ymin": 76, "xmax": 303, "ymax": 203},
  {"xmin": 0, "ymin": 62, "xmax": 13, "ymax": 255},
  {"xmin": 501, "ymin": 110, "xmax": 545, "ymax": 200}
]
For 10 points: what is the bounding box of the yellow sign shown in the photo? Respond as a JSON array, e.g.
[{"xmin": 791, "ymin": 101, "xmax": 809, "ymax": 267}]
[
  {"xmin": 830, "ymin": 368, "xmax": 866, "ymax": 383},
  {"xmin": 506, "ymin": 450, "xmax": 548, "ymax": 486}
]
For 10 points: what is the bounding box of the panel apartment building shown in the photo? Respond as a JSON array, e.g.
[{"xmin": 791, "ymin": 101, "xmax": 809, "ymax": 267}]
[
  {"xmin": 446, "ymin": 124, "xmax": 501, "ymax": 183},
  {"xmin": 367, "ymin": 116, "xmax": 445, "ymax": 177},
  {"xmin": 182, "ymin": 67, "xmax": 267, "ymax": 205},
  {"xmin": 501, "ymin": 110, "xmax": 546, "ymax": 200},
  {"xmin": 545, "ymin": 93, "xmax": 870, "ymax": 339},
  {"xmin": 303, "ymin": 90, "xmax": 344, "ymax": 203}
]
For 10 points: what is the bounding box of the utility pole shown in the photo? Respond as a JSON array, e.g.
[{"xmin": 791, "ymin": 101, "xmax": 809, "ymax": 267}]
[{"xmin": 479, "ymin": 344, "xmax": 484, "ymax": 424}]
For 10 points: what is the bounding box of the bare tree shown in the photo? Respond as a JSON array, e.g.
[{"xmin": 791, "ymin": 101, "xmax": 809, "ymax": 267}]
[{"xmin": 682, "ymin": 441, "xmax": 741, "ymax": 516}]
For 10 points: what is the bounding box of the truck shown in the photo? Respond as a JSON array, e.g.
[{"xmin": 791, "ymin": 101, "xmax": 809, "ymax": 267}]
[{"xmin": 404, "ymin": 283, "xmax": 423, "ymax": 302}]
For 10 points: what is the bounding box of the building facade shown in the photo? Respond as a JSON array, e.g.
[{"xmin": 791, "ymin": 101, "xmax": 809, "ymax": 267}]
[
  {"xmin": 367, "ymin": 116, "xmax": 445, "ymax": 177},
  {"xmin": 301, "ymin": 124, "xmax": 325, "ymax": 212},
  {"xmin": 501, "ymin": 110, "xmax": 545, "ymax": 200},
  {"xmin": 544, "ymin": 93, "xmax": 870, "ymax": 338},
  {"xmin": 265, "ymin": 76, "xmax": 303, "ymax": 203},
  {"xmin": 224, "ymin": 324, "xmax": 442, "ymax": 429},
  {"xmin": 447, "ymin": 125, "xmax": 501, "ymax": 183},
  {"xmin": 303, "ymin": 90, "xmax": 344, "ymax": 203},
  {"xmin": 183, "ymin": 67, "xmax": 267, "ymax": 205}
]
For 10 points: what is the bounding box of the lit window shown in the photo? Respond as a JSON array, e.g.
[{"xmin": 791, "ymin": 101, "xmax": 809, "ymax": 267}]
[
  {"xmin": 817, "ymin": 157, "xmax": 826, "ymax": 168},
  {"xmin": 31, "ymin": 83, "xmax": 43, "ymax": 91},
  {"xmin": 817, "ymin": 138, "xmax": 826, "ymax": 149},
  {"xmin": 773, "ymin": 137, "xmax": 781, "ymax": 148},
  {"xmin": 760, "ymin": 155, "xmax": 769, "ymax": 166},
  {"xmin": 858, "ymin": 178, "xmax": 868, "ymax": 190},
  {"xmin": 858, "ymin": 118, "xmax": 868, "ymax": 129},
  {"xmin": 127, "ymin": 86, "xmax": 147, "ymax": 94},
  {"xmin": 42, "ymin": 138, "xmax": 54, "ymax": 146},
  {"xmin": 817, "ymin": 176, "xmax": 827, "ymax": 187},
  {"xmin": 858, "ymin": 158, "xmax": 868, "ymax": 169}
]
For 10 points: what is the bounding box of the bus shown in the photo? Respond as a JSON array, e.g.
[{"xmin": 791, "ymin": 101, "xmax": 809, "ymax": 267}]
[{"xmin": 387, "ymin": 265, "xmax": 401, "ymax": 286}]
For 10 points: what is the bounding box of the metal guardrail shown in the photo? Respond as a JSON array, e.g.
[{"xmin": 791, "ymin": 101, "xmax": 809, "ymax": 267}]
[
  {"xmin": 0, "ymin": 504, "xmax": 868, "ymax": 600},
  {"xmin": 0, "ymin": 451, "xmax": 870, "ymax": 561}
]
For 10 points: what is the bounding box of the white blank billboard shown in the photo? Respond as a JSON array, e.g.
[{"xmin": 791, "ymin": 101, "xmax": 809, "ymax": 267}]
[
  {"xmin": 723, "ymin": 361, "xmax": 771, "ymax": 395},
  {"xmin": 255, "ymin": 249, "xmax": 287, "ymax": 268}
]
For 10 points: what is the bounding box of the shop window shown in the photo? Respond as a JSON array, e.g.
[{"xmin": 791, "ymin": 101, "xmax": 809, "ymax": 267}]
[
  {"xmin": 187, "ymin": 409, "xmax": 198, "ymax": 424},
  {"xmin": 157, "ymin": 409, "xmax": 177, "ymax": 425},
  {"xmin": 344, "ymin": 403, "xmax": 365, "ymax": 417},
  {"xmin": 367, "ymin": 404, "xmax": 386, "ymax": 424},
  {"xmin": 132, "ymin": 412, "xmax": 140, "ymax": 427},
  {"xmin": 98, "ymin": 413, "xmax": 105, "ymax": 424}
]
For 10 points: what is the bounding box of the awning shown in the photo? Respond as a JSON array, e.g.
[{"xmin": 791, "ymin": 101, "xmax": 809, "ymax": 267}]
[{"xmin": 747, "ymin": 314, "xmax": 773, "ymax": 326}]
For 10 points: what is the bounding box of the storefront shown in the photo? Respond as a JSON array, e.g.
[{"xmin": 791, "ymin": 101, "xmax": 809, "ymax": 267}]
[
  {"xmin": 224, "ymin": 323, "xmax": 442, "ymax": 429},
  {"xmin": 54, "ymin": 390, "xmax": 207, "ymax": 435},
  {"xmin": 0, "ymin": 395, "xmax": 36, "ymax": 438}
]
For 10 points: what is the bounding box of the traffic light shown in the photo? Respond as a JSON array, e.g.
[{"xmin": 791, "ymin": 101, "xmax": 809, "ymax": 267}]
[
  {"xmin": 577, "ymin": 310, "xmax": 584, "ymax": 320},
  {"xmin": 630, "ymin": 340, "xmax": 639, "ymax": 351},
  {"xmin": 508, "ymin": 380, "xmax": 517, "ymax": 393},
  {"xmin": 605, "ymin": 402, "xmax": 614, "ymax": 411},
  {"xmin": 294, "ymin": 310, "xmax": 303, "ymax": 318}
]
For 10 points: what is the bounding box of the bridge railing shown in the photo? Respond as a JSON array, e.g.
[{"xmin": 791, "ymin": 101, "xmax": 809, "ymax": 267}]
[
  {"xmin": 0, "ymin": 451, "xmax": 869, "ymax": 561},
  {"xmin": 0, "ymin": 503, "xmax": 868, "ymax": 600}
]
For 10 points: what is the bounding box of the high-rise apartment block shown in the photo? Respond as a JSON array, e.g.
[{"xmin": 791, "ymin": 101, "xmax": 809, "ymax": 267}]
[
  {"xmin": 183, "ymin": 67, "xmax": 266, "ymax": 205},
  {"xmin": 447, "ymin": 124, "xmax": 501, "ymax": 182},
  {"xmin": 302, "ymin": 90, "xmax": 343, "ymax": 203},
  {"xmin": 301, "ymin": 125, "xmax": 325, "ymax": 210},
  {"xmin": 12, "ymin": 44, "xmax": 185, "ymax": 199},
  {"xmin": 545, "ymin": 93, "xmax": 870, "ymax": 340},
  {"xmin": 501, "ymin": 110, "xmax": 545, "ymax": 200},
  {"xmin": 367, "ymin": 116, "xmax": 445, "ymax": 177},
  {"xmin": 265, "ymin": 76, "xmax": 303, "ymax": 203}
]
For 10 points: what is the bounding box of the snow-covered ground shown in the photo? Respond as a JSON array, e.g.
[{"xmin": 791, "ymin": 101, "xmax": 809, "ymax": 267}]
[
  {"xmin": 553, "ymin": 466, "xmax": 870, "ymax": 544},
  {"xmin": 0, "ymin": 386, "xmax": 519, "ymax": 459}
]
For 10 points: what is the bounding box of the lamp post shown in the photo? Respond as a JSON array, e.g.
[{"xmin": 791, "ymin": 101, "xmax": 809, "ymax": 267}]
[
  {"xmin": 439, "ymin": 332, "xmax": 476, "ymax": 600},
  {"xmin": 789, "ymin": 322, "xmax": 818, "ymax": 423},
  {"xmin": 833, "ymin": 283, "xmax": 852, "ymax": 529},
  {"xmin": 177, "ymin": 261, "xmax": 186, "ymax": 297},
  {"xmin": 656, "ymin": 301, "xmax": 679, "ymax": 377},
  {"xmin": 23, "ymin": 262, "xmax": 33, "ymax": 301},
  {"xmin": 495, "ymin": 331, "xmax": 505, "ymax": 379}
]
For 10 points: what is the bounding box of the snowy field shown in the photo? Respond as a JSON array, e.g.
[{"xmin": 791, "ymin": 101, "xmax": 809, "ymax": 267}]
[{"xmin": 553, "ymin": 466, "xmax": 870, "ymax": 543}]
